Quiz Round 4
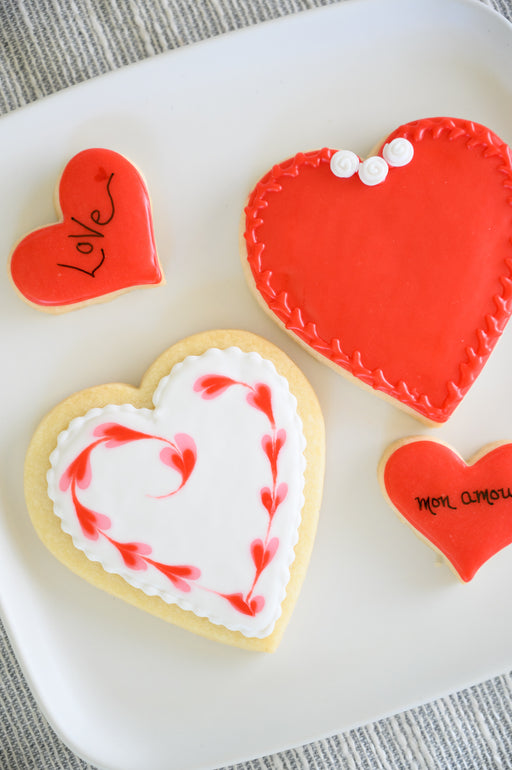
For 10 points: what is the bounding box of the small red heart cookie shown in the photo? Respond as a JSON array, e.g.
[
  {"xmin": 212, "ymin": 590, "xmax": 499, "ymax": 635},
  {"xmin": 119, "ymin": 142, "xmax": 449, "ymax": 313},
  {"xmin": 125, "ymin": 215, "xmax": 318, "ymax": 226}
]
[
  {"xmin": 242, "ymin": 117, "xmax": 512, "ymax": 424},
  {"xmin": 379, "ymin": 437, "xmax": 512, "ymax": 581},
  {"xmin": 9, "ymin": 148, "xmax": 163, "ymax": 312},
  {"xmin": 24, "ymin": 330, "xmax": 325, "ymax": 651}
]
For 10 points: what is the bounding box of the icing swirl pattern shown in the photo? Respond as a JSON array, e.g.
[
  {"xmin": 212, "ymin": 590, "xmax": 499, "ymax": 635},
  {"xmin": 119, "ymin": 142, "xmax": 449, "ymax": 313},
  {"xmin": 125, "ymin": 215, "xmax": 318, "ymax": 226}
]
[
  {"xmin": 383, "ymin": 137, "xmax": 414, "ymax": 167},
  {"xmin": 330, "ymin": 149, "xmax": 360, "ymax": 178},
  {"xmin": 358, "ymin": 156, "xmax": 388, "ymax": 186}
]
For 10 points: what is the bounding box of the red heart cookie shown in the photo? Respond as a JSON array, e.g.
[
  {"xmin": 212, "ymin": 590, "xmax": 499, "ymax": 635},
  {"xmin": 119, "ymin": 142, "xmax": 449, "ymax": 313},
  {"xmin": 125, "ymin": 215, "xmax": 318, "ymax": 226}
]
[
  {"xmin": 9, "ymin": 148, "xmax": 163, "ymax": 312},
  {"xmin": 379, "ymin": 438, "xmax": 512, "ymax": 581},
  {"xmin": 242, "ymin": 117, "xmax": 512, "ymax": 424}
]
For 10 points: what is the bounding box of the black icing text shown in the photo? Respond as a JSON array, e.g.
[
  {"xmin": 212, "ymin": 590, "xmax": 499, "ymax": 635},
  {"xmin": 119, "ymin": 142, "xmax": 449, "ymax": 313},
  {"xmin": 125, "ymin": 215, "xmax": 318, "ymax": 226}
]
[
  {"xmin": 59, "ymin": 171, "xmax": 115, "ymax": 277},
  {"xmin": 415, "ymin": 487, "xmax": 512, "ymax": 515}
]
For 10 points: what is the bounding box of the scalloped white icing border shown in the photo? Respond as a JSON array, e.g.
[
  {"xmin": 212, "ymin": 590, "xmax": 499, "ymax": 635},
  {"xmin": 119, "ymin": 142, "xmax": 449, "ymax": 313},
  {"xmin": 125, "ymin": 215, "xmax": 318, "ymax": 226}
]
[{"xmin": 47, "ymin": 347, "xmax": 306, "ymax": 638}]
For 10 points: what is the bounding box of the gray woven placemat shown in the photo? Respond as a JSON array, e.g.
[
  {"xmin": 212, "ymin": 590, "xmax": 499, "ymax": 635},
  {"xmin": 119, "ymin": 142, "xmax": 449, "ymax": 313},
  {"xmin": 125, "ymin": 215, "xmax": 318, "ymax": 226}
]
[{"xmin": 1, "ymin": 1, "xmax": 512, "ymax": 768}]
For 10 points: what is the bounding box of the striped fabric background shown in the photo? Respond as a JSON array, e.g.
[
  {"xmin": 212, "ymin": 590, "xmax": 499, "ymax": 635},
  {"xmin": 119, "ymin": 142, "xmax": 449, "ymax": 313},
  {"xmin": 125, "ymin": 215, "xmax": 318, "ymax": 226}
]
[{"xmin": 1, "ymin": 1, "xmax": 512, "ymax": 768}]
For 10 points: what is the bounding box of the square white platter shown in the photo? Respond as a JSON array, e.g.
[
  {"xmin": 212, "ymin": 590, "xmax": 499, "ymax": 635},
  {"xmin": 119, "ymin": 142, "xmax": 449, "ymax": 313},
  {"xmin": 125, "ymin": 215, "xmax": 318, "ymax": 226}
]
[{"xmin": 1, "ymin": 0, "xmax": 512, "ymax": 768}]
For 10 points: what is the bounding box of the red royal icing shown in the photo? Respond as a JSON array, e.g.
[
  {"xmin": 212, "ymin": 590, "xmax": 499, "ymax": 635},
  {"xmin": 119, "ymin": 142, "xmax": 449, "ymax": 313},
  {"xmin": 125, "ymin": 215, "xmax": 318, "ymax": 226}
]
[
  {"xmin": 243, "ymin": 117, "xmax": 512, "ymax": 423},
  {"xmin": 9, "ymin": 148, "xmax": 163, "ymax": 311},
  {"xmin": 381, "ymin": 438, "xmax": 512, "ymax": 581}
]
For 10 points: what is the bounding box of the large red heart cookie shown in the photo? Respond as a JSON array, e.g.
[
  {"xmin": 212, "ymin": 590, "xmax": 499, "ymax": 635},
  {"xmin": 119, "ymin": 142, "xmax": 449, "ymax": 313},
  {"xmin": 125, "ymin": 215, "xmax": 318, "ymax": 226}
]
[
  {"xmin": 24, "ymin": 331, "xmax": 325, "ymax": 651},
  {"xmin": 242, "ymin": 117, "xmax": 512, "ymax": 424},
  {"xmin": 379, "ymin": 438, "xmax": 512, "ymax": 581},
  {"xmin": 9, "ymin": 148, "xmax": 163, "ymax": 312}
]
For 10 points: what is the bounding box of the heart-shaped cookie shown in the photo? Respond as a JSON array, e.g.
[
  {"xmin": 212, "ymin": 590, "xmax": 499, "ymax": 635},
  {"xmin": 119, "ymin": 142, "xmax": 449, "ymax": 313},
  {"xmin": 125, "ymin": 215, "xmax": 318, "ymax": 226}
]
[
  {"xmin": 379, "ymin": 437, "xmax": 512, "ymax": 581},
  {"xmin": 242, "ymin": 117, "xmax": 512, "ymax": 424},
  {"xmin": 9, "ymin": 148, "xmax": 163, "ymax": 312},
  {"xmin": 25, "ymin": 331, "xmax": 325, "ymax": 651}
]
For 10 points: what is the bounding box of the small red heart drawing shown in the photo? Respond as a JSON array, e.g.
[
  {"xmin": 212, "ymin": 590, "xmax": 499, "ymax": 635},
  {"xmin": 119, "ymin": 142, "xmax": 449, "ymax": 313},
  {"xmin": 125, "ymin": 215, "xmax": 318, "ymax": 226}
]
[
  {"xmin": 9, "ymin": 148, "xmax": 163, "ymax": 312},
  {"xmin": 242, "ymin": 117, "xmax": 512, "ymax": 424},
  {"xmin": 379, "ymin": 438, "xmax": 512, "ymax": 581}
]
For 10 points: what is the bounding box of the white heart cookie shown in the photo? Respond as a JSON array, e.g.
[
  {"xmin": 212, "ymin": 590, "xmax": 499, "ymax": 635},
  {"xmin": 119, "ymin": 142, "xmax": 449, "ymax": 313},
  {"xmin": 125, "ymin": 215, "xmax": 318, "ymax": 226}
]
[{"xmin": 25, "ymin": 331, "xmax": 325, "ymax": 651}]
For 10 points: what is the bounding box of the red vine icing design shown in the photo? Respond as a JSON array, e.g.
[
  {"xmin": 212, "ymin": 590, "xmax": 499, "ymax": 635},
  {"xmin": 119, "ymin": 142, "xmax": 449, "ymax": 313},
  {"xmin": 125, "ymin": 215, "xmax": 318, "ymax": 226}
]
[
  {"xmin": 60, "ymin": 423, "xmax": 201, "ymax": 592},
  {"xmin": 59, "ymin": 376, "xmax": 288, "ymax": 619},
  {"xmin": 193, "ymin": 375, "xmax": 287, "ymax": 616},
  {"xmin": 9, "ymin": 148, "xmax": 162, "ymax": 310},
  {"xmin": 244, "ymin": 117, "xmax": 512, "ymax": 423},
  {"xmin": 382, "ymin": 439, "xmax": 512, "ymax": 581}
]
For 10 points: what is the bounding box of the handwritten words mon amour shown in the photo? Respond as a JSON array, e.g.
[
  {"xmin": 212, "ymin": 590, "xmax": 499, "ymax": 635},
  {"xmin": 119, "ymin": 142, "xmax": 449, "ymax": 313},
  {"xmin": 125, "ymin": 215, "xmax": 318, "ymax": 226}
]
[{"xmin": 415, "ymin": 487, "xmax": 512, "ymax": 515}]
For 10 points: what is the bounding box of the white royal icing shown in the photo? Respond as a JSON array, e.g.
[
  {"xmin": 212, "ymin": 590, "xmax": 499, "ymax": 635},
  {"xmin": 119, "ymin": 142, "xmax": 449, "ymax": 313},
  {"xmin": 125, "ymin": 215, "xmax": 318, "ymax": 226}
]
[
  {"xmin": 47, "ymin": 348, "xmax": 306, "ymax": 638},
  {"xmin": 382, "ymin": 137, "xmax": 414, "ymax": 167},
  {"xmin": 330, "ymin": 138, "xmax": 414, "ymax": 185},
  {"xmin": 330, "ymin": 149, "xmax": 360, "ymax": 178},
  {"xmin": 358, "ymin": 155, "xmax": 388, "ymax": 186}
]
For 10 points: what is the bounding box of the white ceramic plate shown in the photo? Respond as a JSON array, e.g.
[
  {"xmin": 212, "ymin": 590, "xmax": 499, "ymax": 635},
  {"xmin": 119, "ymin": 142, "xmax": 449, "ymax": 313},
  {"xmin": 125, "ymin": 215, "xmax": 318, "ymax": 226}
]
[{"xmin": 1, "ymin": 0, "xmax": 512, "ymax": 768}]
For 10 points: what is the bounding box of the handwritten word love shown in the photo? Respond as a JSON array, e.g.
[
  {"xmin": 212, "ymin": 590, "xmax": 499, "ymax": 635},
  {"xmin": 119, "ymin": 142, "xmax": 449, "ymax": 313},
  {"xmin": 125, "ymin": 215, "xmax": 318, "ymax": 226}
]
[{"xmin": 58, "ymin": 170, "xmax": 115, "ymax": 277}]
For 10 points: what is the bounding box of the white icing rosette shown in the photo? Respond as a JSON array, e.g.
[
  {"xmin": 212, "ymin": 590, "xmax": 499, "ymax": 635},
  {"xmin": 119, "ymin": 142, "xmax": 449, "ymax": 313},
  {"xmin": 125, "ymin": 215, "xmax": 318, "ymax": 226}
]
[
  {"xmin": 382, "ymin": 137, "xmax": 414, "ymax": 167},
  {"xmin": 330, "ymin": 149, "xmax": 360, "ymax": 178},
  {"xmin": 358, "ymin": 155, "xmax": 388, "ymax": 186},
  {"xmin": 330, "ymin": 139, "xmax": 414, "ymax": 185}
]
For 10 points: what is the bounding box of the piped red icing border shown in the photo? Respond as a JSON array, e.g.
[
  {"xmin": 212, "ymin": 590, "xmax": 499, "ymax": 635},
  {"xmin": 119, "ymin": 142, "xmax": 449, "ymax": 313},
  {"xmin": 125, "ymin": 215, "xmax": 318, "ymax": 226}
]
[{"xmin": 243, "ymin": 117, "xmax": 512, "ymax": 423}]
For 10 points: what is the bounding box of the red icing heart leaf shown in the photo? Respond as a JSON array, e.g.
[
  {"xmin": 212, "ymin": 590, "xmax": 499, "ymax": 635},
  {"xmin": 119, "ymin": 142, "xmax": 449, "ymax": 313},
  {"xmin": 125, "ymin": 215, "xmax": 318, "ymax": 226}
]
[
  {"xmin": 251, "ymin": 537, "xmax": 279, "ymax": 571},
  {"xmin": 143, "ymin": 561, "xmax": 201, "ymax": 592},
  {"xmin": 246, "ymin": 383, "xmax": 275, "ymax": 426},
  {"xmin": 222, "ymin": 592, "xmax": 265, "ymax": 616},
  {"xmin": 260, "ymin": 483, "xmax": 288, "ymax": 518},
  {"xmin": 59, "ymin": 443, "xmax": 96, "ymax": 490},
  {"xmin": 108, "ymin": 540, "xmax": 153, "ymax": 570},
  {"xmin": 243, "ymin": 117, "xmax": 512, "ymax": 424},
  {"xmin": 193, "ymin": 375, "xmax": 237, "ymax": 399},
  {"xmin": 9, "ymin": 148, "xmax": 163, "ymax": 312},
  {"xmin": 262, "ymin": 429, "xmax": 286, "ymax": 468},
  {"xmin": 93, "ymin": 423, "xmax": 155, "ymax": 447},
  {"xmin": 380, "ymin": 438, "xmax": 512, "ymax": 581},
  {"xmin": 158, "ymin": 433, "xmax": 197, "ymax": 490}
]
